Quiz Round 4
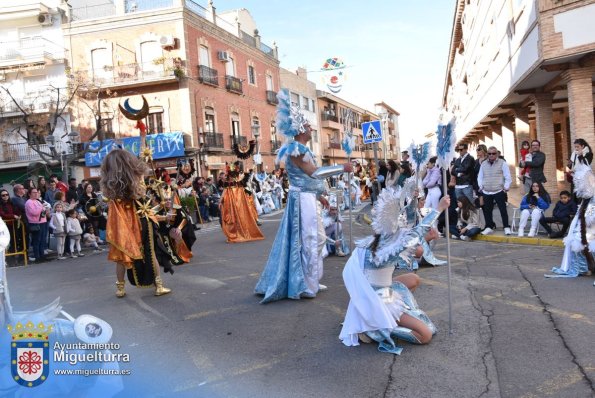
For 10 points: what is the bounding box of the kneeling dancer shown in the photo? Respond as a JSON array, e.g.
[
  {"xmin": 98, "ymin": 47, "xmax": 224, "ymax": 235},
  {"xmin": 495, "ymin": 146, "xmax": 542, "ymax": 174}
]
[{"xmin": 340, "ymin": 188, "xmax": 450, "ymax": 354}]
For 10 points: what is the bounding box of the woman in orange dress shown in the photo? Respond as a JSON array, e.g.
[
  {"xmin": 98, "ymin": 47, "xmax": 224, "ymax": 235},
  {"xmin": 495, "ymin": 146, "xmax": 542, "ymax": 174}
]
[
  {"xmin": 220, "ymin": 161, "xmax": 264, "ymax": 243},
  {"xmin": 100, "ymin": 149, "xmax": 172, "ymax": 298}
]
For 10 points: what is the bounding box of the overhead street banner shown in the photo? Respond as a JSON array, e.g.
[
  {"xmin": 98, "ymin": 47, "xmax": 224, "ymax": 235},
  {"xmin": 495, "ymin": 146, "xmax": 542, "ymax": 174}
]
[{"xmin": 84, "ymin": 132, "xmax": 185, "ymax": 167}]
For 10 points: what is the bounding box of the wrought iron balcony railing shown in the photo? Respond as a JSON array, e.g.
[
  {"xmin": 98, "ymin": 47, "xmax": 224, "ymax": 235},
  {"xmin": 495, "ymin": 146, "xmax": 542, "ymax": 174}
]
[
  {"xmin": 86, "ymin": 58, "xmax": 184, "ymax": 86},
  {"xmin": 270, "ymin": 140, "xmax": 282, "ymax": 151},
  {"xmin": 266, "ymin": 90, "xmax": 279, "ymax": 105},
  {"xmin": 198, "ymin": 65, "xmax": 218, "ymax": 86},
  {"xmin": 203, "ymin": 132, "xmax": 224, "ymax": 149},
  {"xmin": 321, "ymin": 113, "xmax": 339, "ymax": 123},
  {"xmin": 0, "ymin": 141, "xmax": 73, "ymax": 163},
  {"xmin": 230, "ymin": 135, "xmax": 247, "ymax": 146},
  {"xmin": 225, "ymin": 75, "xmax": 243, "ymax": 95}
]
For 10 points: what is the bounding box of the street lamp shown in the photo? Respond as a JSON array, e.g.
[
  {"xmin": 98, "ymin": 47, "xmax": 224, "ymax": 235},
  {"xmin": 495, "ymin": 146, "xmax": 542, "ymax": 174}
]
[
  {"xmin": 251, "ymin": 123, "xmax": 261, "ymax": 172},
  {"xmin": 378, "ymin": 112, "xmax": 388, "ymax": 162}
]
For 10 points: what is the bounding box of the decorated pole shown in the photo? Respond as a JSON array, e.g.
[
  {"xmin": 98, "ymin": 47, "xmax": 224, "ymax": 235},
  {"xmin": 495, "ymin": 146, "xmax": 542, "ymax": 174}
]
[
  {"xmin": 435, "ymin": 111, "xmax": 457, "ymax": 334},
  {"xmin": 341, "ymin": 123, "xmax": 355, "ymax": 250},
  {"xmin": 408, "ymin": 140, "xmax": 431, "ymax": 194}
]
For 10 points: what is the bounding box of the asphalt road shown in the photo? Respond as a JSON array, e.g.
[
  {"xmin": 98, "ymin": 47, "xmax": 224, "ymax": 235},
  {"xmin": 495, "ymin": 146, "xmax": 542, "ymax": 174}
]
[{"xmin": 5, "ymin": 207, "xmax": 595, "ymax": 398}]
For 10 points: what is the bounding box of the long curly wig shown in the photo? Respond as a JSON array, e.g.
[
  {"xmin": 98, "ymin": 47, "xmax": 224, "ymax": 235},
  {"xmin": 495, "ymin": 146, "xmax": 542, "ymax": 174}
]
[{"xmin": 100, "ymin": 149, "xmax": 149, "ymax": 200}]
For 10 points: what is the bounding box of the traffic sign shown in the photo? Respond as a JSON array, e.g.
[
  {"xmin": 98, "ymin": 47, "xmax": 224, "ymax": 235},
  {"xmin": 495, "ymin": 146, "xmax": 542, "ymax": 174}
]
[{"xmin": 362, "ymin": 121, "xmax": 383, "ymax": 144}]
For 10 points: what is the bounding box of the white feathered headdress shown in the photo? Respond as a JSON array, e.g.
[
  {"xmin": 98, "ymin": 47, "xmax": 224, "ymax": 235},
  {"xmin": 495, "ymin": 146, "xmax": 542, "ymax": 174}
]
[
  {"xmin": 572, "ymin": 164, "xmax": 595, "ymax": 199},
  {"xmin": 371, "ymin": 187, "xmax": 407, "ymax": 235}
]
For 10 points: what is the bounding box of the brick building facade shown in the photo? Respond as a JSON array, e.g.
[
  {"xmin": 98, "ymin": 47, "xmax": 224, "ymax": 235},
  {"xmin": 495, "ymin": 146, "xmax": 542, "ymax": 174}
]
[{"xmin": 443, "ymin": 0, "xmax": 595, "ymax": 197}]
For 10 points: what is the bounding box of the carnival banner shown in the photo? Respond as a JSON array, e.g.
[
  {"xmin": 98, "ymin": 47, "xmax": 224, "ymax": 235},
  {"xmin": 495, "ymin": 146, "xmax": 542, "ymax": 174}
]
[{"xmin": 84, "ymin": 132, "xmax": 185, "ymax": 167}]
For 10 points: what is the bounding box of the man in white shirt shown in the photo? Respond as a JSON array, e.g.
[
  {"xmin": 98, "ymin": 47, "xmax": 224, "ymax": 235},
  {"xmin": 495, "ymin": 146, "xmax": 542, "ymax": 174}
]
[{"xmin": 477, "ymin": 146, "xmax": 512, "ymax": 235}]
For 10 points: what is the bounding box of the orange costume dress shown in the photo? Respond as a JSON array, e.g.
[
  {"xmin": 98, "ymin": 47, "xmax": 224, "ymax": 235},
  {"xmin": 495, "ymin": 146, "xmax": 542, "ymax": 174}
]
[
  {"xmin": 106, "ymin": 199, "xmax": 162, "ymax": 286},
  {"xmin": 220, "ymin": 173, "xmax": 264, "ymax": 243}
]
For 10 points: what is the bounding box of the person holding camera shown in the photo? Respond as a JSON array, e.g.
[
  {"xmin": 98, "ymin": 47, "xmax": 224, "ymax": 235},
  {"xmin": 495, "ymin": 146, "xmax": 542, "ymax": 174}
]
[{"xmin": 25, "ymin": 188, "xmax": 50, "ymax": 262}]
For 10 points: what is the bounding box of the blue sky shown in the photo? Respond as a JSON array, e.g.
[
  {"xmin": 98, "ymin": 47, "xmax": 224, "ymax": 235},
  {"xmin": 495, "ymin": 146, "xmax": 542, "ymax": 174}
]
[{"xmin": 211, "ymin": 0, "xmax": 455, "ymax": 144}]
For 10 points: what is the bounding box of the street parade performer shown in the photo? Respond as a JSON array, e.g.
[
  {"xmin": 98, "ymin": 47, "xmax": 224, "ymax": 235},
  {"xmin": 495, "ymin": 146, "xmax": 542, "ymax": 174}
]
[
  {"xmin": 100, "ymin": 149, "xmax": 173, "ymax": 297},
  {"xmin": 255, "ymin": 89, "xmax": 352, "ymax": 303},
  {"xmin": 220, "ymin": 160, "xmax": 265, "ymax": 243},
  {"xmin": 152, "ymin": 184, "xmax": 195, "ymax": 268},
  {"xmin": 339, "ymin": 188, "xmax": 450, "ymax": 354},
  {"xmin": 176, "ymin": 158, "xmax": 196, "ymax": 198},
  {"xmin": 547, "ymin": 164, "xmax": 595, "ymax": 279}
]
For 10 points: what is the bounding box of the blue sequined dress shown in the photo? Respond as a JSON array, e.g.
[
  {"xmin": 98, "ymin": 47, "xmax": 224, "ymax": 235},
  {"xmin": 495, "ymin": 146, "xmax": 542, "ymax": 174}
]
[{"xmin": 255, "ymin": 142, "xmax": 325, "ymax": 303}]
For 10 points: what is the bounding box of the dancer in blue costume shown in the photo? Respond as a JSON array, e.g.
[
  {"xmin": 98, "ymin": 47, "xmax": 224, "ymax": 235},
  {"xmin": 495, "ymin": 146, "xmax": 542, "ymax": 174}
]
[
  {"xmin": 340, "ymin": 188, "xmax": 450, "ymax": 354},
  {"xmin": 255, "ymin": 90, "xmax": 352, "ymax": 303},
  {"xmin": 547, "ymin": 164, "xmax": 595, "ymax": 280}
]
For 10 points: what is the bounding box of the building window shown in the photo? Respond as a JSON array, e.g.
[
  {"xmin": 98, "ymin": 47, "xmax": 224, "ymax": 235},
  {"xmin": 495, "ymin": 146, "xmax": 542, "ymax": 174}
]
[
  {"xmin": 270, "ymin": 120, "xmax": 276, "ymax": 136},
  {"xmin": 290, "ymin": 92, "xmax": 299, "ymax": 107},
  {"xmin": 204, "ymin": 107, "xmax": 215, "ymax": 133},
  {"xmin": 91, "ymin": 47, "xmax": 111, "ymax": 81},
  {"xmin": 102, "ymin": 118, "xmax": 114, "ymax": 138},
  {"xmin": 225, "ymin": 56, "xmax": 235, "ymax": 77},
  {"xmin": 231, "ymin": 112, "xmax": 240, "ymax": 143},
  {"xmin": 312, "ymin": 129, "xmax": 318, "ymax": 143},
  {"xmin": 248, "ymin": 65, "xmax": 256, "ymax": 85},
  {"xmin": 266, "ymin": 74, "xmax": 273, "ymax": 91},
  {"xmin": 310, "ymin": 99, "xmax": 316, "ymax": 113},
  {"xmin": 140, "ymin": 41, "xmax": 162, "ymax": 75},
  {"xmin": 146, "ymin": 112, "xmax": 163, "ymax": 134},
  {"xmin": 302, "ymin": 96, "xmax": 310, "ymax": 111},
  {"xmin": 199, "ymin": 45, "xmax": 210, "ymax": 66}
]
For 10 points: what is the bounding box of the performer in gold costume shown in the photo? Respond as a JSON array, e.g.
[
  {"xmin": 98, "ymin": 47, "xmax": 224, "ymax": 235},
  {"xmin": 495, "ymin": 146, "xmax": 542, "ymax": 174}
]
[
  {"xmin": 100, "ymin": 149, "xmax": 172, "ymax": 297},
  {"xmin": 220, "ymin": 161, "xmax": 265, "ymax": 243}
]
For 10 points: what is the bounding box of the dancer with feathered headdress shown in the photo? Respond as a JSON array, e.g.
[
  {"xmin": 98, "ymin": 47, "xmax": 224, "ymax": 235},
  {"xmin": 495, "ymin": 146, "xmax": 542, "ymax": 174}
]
[
  {"xmin": 339, "ymin": 187, "xmax": 450, "ymax": 354},
  {"xmin": 255, "ymin": 89, "xmax": 352, "ymax": 303},
  {"xmin": 547, "ymin": 164, "xmax": 595, "ymax": 279}
]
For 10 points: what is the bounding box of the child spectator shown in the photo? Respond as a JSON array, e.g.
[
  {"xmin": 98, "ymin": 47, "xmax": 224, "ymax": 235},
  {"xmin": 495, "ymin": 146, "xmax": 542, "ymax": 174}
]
[
  {"xmin": 49, "ymin": 202, "xmax": 67, "ymax": 260},
  {"xmin": 450, "ymin": 195, "xmax": 481, "ymax": 241},
  {"xmin": 66, "ymin": 209, "xmax": 84, "ymax": 258},
  {"xmin": 518, "ymin": 182, "xmax": 550, "ymax": 237},
  {"xmin": 83, "ymin": 226, "xmax": 104, "ymax": 252},
  {"xmin": 518, "ymin": 140, "xmax": 530, "ymax": 182},
  {"xmin": 539, "ymin": 190, "xmax": 577, "ymax": 239}
]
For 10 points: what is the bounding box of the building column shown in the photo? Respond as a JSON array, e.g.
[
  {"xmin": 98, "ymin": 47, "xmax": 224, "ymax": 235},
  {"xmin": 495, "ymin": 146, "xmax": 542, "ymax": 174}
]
[
  {"xmin": 490, "ymin": 123, "xmax": 503, "ymax": 152},
  {"xmin": 561, "ymin": 67, "xmax": 595, "ymax": 149},
  {"xmin": 501, "ymin": 115, "xmax": 519, "ymax": 186},
  {"xmin": 532, "ymin": 93, "xmax": 558, "ymax": 196},
  {"xmin": 483, "ymin": 128, "xmax": 494, "ymax": 148},
  {"xmin": 513, "ymin": 107, "xmax": 531, "ymax": 154}
]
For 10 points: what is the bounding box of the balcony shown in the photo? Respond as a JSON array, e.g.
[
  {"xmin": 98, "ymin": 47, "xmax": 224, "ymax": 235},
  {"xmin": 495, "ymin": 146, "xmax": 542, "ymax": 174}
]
[
  {"xmin": 266, "ymin": 90, "xmax": 279, "ymax": 105},
  {"xmin": 225, "ymin": 75, "xmax": 243, "ymax": 95},
  {"xmin": 0, "ymin": 92, "xmax": 54, "ymax": 116},
  {"xmin": 320, "ymin": 112, "xmax": 341, "ymax": 130},
  {"xmin": 0, "ymin": 37, "xmax": 66, "ymax": 70},
  {"xmin": 203, "ymin": 132, "xmax": 224, "ymax": 151},
  {"xmin": 0, "ymin": 141, "xmax": 73, "ymax": 164},
  {"xmin": 198, "ymin": 65, "xmax": 218, "ymax": 86},
  {"xmin": 230, "ymin": 135, "xmax": 247, "ymax": 146},
  {"xmin": 270, "ymin": 139, "xmax": 282, "ymax": 152},
  {"xmin": 83, "ymin": 58, "xmax": 184, "ymax": 89}
]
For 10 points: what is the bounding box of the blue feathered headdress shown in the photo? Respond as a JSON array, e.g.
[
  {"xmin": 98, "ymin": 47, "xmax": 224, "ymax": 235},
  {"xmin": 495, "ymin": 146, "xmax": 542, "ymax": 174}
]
[
  {"xmin": 276, "ymin": 89, "xmax": 309, "ymax": 138},
  {"xmin": 435, "ymin": 112, "xmax": 457, "ymax": 169},
  {"xmin": 408, "ymin": 140, "xmax": 431, "ymax": 173}
]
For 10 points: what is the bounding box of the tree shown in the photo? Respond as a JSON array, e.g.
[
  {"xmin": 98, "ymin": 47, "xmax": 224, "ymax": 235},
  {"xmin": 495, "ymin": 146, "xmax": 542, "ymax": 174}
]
[{"xmin": 0, "ymin": 72, "xmax": 113, "ymax": 182}]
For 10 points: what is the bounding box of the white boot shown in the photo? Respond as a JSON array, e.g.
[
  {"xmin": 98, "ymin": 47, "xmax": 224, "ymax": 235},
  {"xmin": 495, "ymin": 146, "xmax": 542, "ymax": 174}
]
[
  {"xmin": 528, "ymin": 228, "xmax": 536, "ymax": 237},
  {"xmin": 518, "ymin": 228, "xmax": 524, "ymax": 237}
]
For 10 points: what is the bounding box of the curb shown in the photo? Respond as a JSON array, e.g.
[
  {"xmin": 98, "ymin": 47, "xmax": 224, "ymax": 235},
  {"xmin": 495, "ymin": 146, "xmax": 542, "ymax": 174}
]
[{"xmin": 474, "ymin": 234, "xmax": 564, "ymax": 247}]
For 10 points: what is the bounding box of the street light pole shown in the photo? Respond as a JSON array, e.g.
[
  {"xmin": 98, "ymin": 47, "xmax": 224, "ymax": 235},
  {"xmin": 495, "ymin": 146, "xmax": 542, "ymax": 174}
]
[{"xmin": 251, "ymin": 123, "xmax": 261, "ymax": 173}]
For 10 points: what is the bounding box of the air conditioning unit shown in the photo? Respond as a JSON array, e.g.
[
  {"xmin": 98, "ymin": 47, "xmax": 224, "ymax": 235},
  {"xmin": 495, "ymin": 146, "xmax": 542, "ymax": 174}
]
[
  {"xmin": 159, "ymin": 35, "xmax": 176, "ymax": 49},
  {"xmin": 217, "ymin": 51, "xmax": 230, "ymax": 62},
  {"xmin": 38, "ymin": 13, "xmax": 53, "ymax": 26}
]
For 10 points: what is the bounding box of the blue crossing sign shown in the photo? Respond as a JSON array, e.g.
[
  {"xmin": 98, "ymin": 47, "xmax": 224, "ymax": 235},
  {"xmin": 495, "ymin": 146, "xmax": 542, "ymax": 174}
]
[{"xmin": 362, "ymin": 120, "xmax": 383, "ymax": 144}]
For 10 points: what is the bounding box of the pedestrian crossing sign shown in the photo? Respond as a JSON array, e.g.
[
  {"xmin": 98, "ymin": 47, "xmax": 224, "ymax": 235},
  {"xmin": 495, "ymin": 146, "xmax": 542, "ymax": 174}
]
[{"xmin": 362, "ymin": 121, "xmax": 383, "ymax": 144}]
